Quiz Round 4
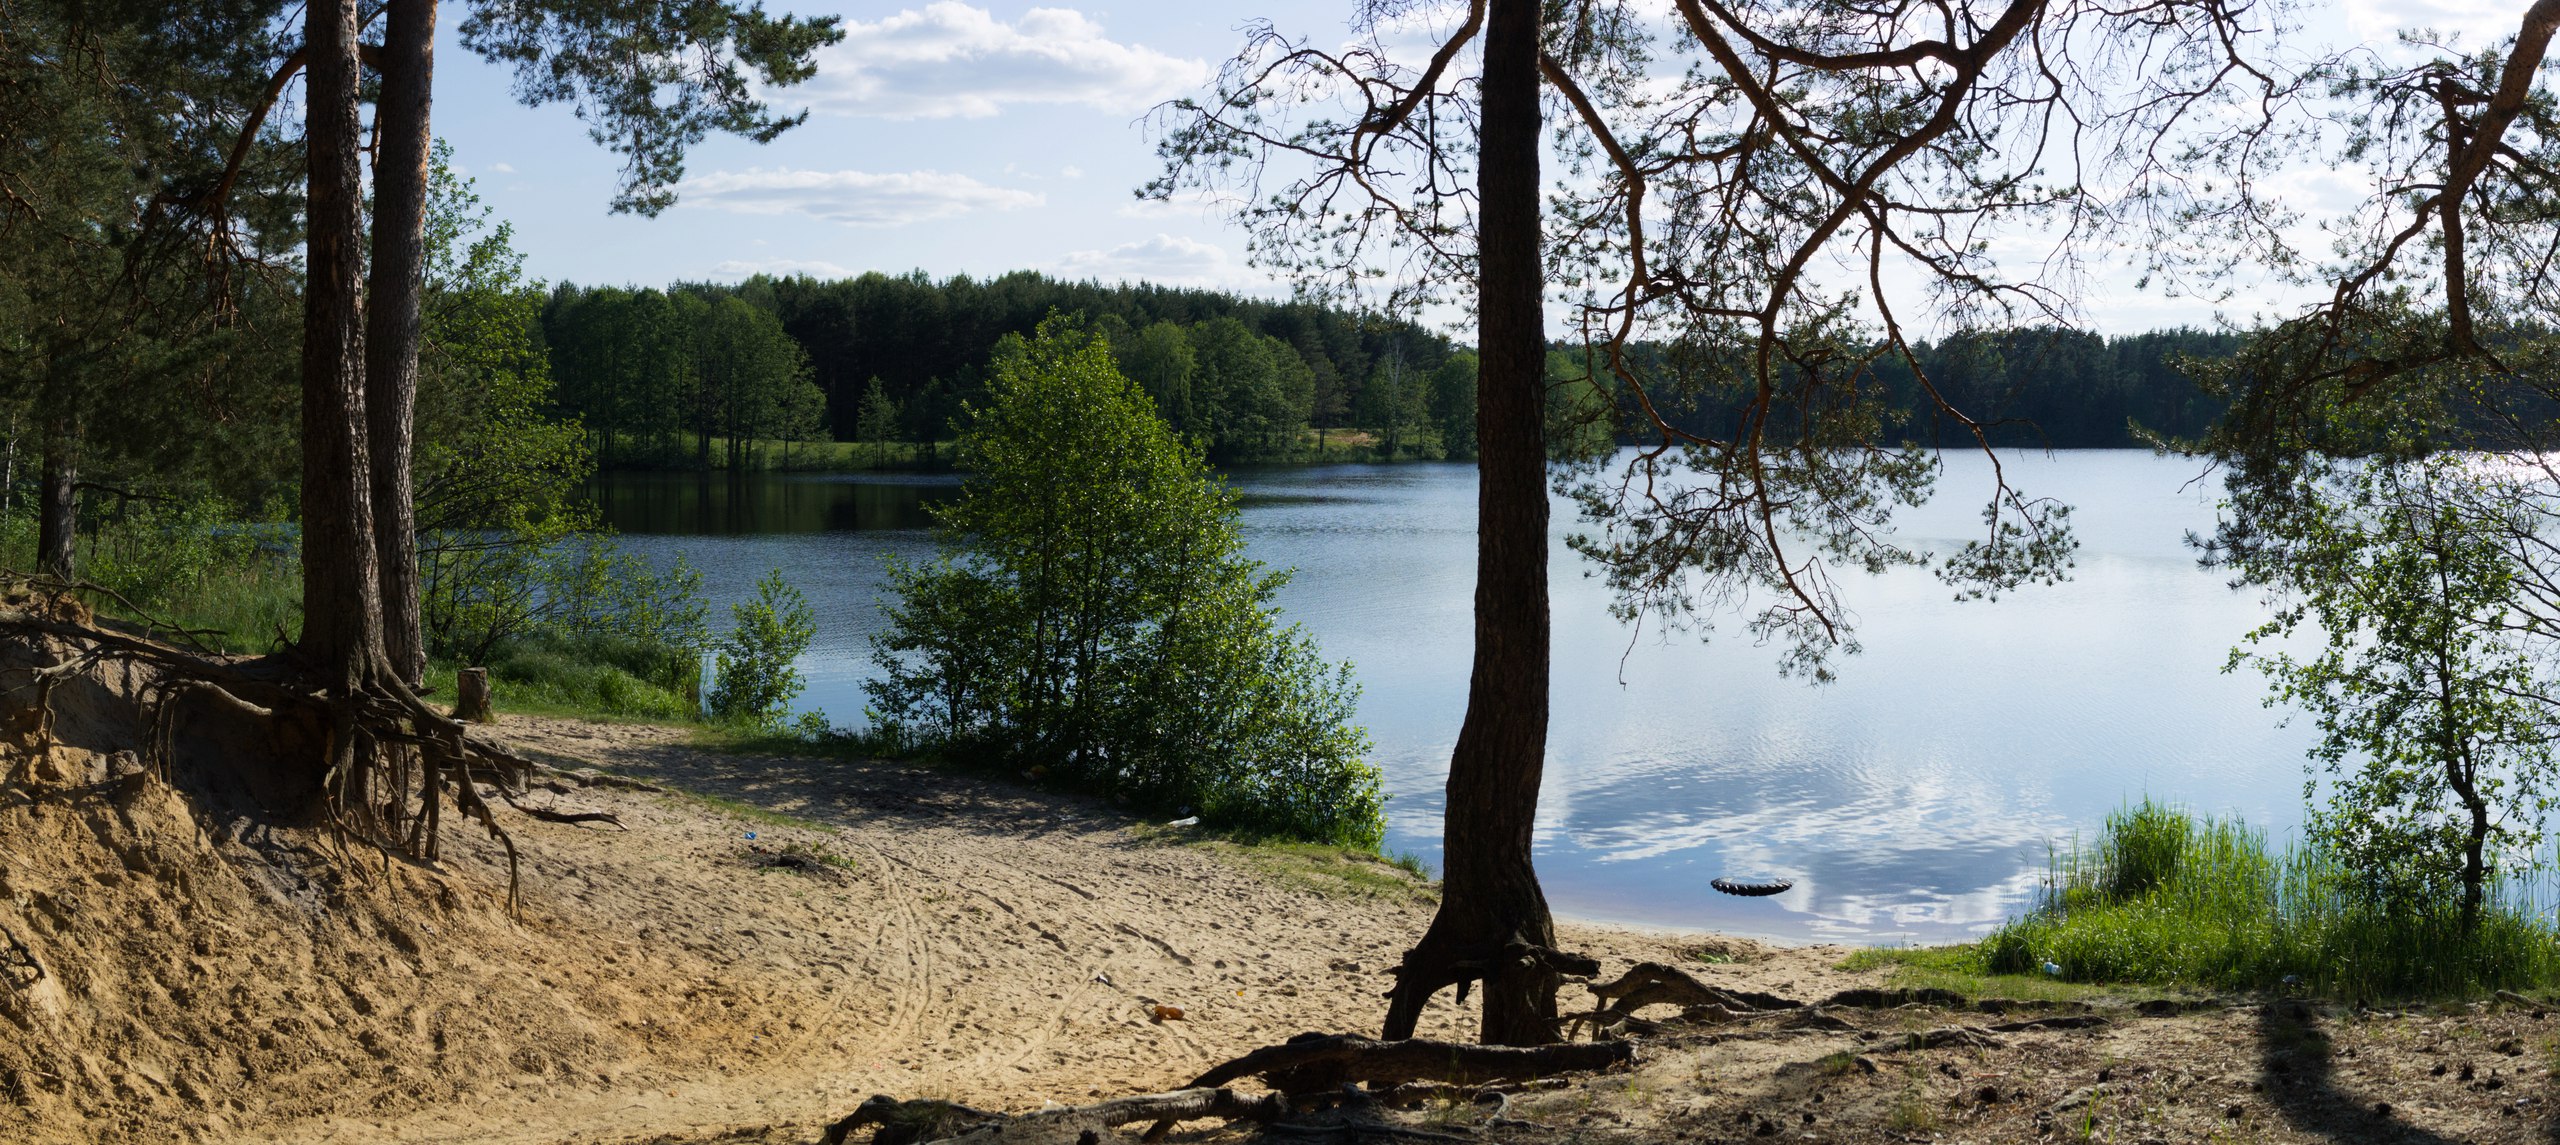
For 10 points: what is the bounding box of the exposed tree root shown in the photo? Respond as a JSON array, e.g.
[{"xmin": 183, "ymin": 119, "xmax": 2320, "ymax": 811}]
[
  {"xmin": 827, "ymin": 1034, "xmax": 1635, "ymax": 1145},
  {"xmin": 1884, "ymin": 1026, "xmax": 2005, "ymax": 1051},
  {"xmin": 827, "ymin": 1088, "xmax": 1289, "ymax": 1145},
  {"xmin": 821, "ymin": 1095, "xmax": 999, "ymax": 1145},
  {"xmin": 1577, "ymin": 961, "xmax": 1804, "ymax": 1035},
  {"xmin": 0, "ymin": 578, "xmax": 570, "ymax": 911},
  {"xmin": 1181, "ymin": 1032, "xmax": 1633, "ymax": 1095},
  {"xmin": 1382, "ymin": 935, "xmax": 1600, "ymax": 1045},
  {"xmin": 1138, "ymin": 1032, "xmax": 1634, "ymax": 1141}
]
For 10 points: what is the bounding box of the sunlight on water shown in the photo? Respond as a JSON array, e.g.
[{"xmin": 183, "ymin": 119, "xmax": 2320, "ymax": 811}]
[{"xmin": 594, "ymin": 451, "xmax": 2319, "ymax": 944}]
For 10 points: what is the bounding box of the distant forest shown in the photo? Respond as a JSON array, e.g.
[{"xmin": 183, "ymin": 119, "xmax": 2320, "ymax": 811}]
[{"xmin": 538, "ymin": 270, "xmax": 2244, "ymax": 467}]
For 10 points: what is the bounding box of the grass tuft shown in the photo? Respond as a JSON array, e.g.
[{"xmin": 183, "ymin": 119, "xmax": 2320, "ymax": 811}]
[{"xmin": 1945, "ymin": 800, "xmax": 2560, "ymax": 1000}]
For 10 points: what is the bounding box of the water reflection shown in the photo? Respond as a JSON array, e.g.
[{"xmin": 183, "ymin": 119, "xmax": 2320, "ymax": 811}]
[
  {"xmin": 590, "ymin": 453, "xmax": 2316, "ymax": 944},
  {"xmin": 586, "ymin": 471, "xmax": 958, "ymax": 535}
]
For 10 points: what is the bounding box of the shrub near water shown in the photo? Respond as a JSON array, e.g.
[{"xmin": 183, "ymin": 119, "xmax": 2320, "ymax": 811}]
[
  {"xmin": 867, "ymin": 317, "xmax": 1384, "ymax": 847},
  {"xmin": 1976, "ymin": 800, "xmax": 2560, "ymax": 998},
  {"xmin": 707, "ymin": 569, "xmax": 818, "ymax": 729}
]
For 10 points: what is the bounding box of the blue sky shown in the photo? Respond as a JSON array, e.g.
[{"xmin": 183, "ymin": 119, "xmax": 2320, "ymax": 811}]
[
  {"xmin": 425, "ymin": 0, "xmax": 2514, "ymax": 335},
  {"xmin": 433, "ymin": 2, "xmax": 1272, "ymax": 293}
]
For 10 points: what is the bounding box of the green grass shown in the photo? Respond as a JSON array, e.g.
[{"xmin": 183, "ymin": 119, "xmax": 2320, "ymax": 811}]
[
  {"xmin": 1132, "ymin": 825, "xmax": 1437, "ymax": 902},
  {"xmin": 0, "ymin": 513, "xmax": 307, "ymax": 656},
  {"xmin": 432, "ymin": 631, "xmax": 702, "ymax": 724},
  {"xmin": 140, "ymin": 557, "xmax": 304, "ymax": 655},
  {"xmin": 1888, "ymin": 800, "xmax": 2560, "ymax": 1001},
  {"xmin": 1838, "ymin": 946, "xmax": 2195, "ymax": 1006}
]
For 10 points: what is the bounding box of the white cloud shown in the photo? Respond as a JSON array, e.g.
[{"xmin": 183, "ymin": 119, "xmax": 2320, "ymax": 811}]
[
  {"xmin": 1054, "ymin": 233, "xmax": 1254, "ymax": 287},
  {"xmin": 710, "ymin": 258, "xmax": 852, "ymax": 279},
  {"xmin": 800, "ymin": 2, "xmax": 1206, "ymax": 119},
  {"xmin": 1115, "ymin": 188, "xmax": 1228, "ymax": 220},
  {"xmin": 679, "ymin": 168, "xmax": 1042, "ymax": 226},
  {"xmin": 490, "ymin": 162, "xmax": 517, "ymax": 174}
]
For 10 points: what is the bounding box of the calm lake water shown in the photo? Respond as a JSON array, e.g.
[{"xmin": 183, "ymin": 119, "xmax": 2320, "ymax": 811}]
[{"xmin": 589, "ymin": 451, "xmax": 2317, "ymax": 945}]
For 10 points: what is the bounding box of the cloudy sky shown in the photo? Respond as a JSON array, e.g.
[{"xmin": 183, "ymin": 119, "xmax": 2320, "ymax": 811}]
[{"xmin": 427, "ymin": 0, "xmax": 2519, "ymax": 334}]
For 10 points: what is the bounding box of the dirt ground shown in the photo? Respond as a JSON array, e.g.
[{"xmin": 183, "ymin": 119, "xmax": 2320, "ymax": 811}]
[{"xmin": 5, "ymin": 711, "xmax": 2557, "ymax": 1145}]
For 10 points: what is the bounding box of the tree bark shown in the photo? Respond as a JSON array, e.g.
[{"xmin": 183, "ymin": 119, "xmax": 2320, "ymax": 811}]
[
  {"xmin": 35, "ymin": 409, "xmax": 75, "ymax": 580},
  {"xmin": 365, "ymin": 0, "xmax": 434, "ymax": 687},
  {"xmin": 1382, "ymin": 0, "xmax": 1564, "ymax": 1047},
  {"xmin": 302, "ymin": 0, "xmax": 385, "ymax": 692}
]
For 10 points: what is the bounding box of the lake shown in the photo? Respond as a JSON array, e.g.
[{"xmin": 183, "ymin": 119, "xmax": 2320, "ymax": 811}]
[{"xmin": 588, "ymin": 451, "xmax": 2317, "ymax": 945}]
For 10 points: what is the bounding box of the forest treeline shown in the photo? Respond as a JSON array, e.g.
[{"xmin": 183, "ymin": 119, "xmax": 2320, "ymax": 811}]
[{"xmin": 540, "ymin": 271, "xmax": 2247, "ymax": 467}]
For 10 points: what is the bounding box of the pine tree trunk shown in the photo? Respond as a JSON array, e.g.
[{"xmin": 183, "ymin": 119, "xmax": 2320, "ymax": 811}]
[
  {"xmin": 302, "ymin": 0, "xmax": 385, "ymax": 692},
  {"xmin": 1382, "ymin": 0, "xmax": 1561, "ymax": 1048},
  {"xmin": 365, "ymin": 0, "xmax": 434, "ymax": 687},
  {"xmin": 35, "ymin": 410, "xmax": 75, "ymax": 580}
]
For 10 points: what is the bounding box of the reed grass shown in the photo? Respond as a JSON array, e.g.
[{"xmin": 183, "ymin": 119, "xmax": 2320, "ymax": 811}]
[{"xmin": 1967, "ymin": 799, "xmax": 2560, "ymax": 999}]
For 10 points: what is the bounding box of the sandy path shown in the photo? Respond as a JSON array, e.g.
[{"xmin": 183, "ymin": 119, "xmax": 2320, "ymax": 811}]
[{"xmin": 266, "ymin": 716, "xmax": 1864, "ymax": 1145}]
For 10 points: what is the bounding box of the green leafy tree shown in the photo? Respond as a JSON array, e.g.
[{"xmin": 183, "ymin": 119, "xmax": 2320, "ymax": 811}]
[
  {"xmin": 708, "ymin": 568, "xmax": 818, "ymax": 728},
  {"xmin": 2225, "ymin": 456, "xmax": 2560, "ymax": 927},
  {"xmin": 2187, "ymin": 8, "xmax": 2560, "ymax": 930},
  {"xmin": 1117, "ymin": 320, "xmax": 1199, "ymax": 432},
  {"xmin": 1356, "ymin": 347, "xmax": 1428, "ymax": 460},
  {"xmin": 856, "ymin": 377, "xmax": 901, "ymax": 467},
  {"xmin": 904, "ymin": 377, "xmax": 954, "ymax": 466},
  {"xmin": 1187, "ymin": 318, "xmax": 1315, "ymax": 461},
  {"xmin": 1429, "ymin": 350, "xmax": 1480, "ymax": 460},
  {"xmin": 867, "ymin": 318, "xmax": 1380, "ymax": 845}
]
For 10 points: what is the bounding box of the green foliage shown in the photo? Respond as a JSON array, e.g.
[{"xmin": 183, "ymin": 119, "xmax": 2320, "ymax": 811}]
[
  {"xmin": 402, "ymin": 152, "xmax": 718, "ymax": 715},
  {"xmin": 78, "ymin": 495, "xmax": 271, "ymax": 614},
  {"xmin": 541, "ymin": 283, "xmax": 825, "ymax": 468},
  {"xmin": 1542, "ymin": 349, "xmax": 1620, "ymax": 462},
  {"xmin": 2222, "ymin": 455, "xmax": 2560, "ymax": 919},
  {"xmin": 1116, "ymin": 321, "xmax": 1199, "ymax": 430},
  {"xmin": 458, "ymin": 631, "xmax": 701, "ymax": 723},
  {"xmin": 0, "ymin": 494, "xmax": 301, "ymax": 654},
  {"xmin": 866, "ymin": 317, "xmax": 1383, "ymax": 846},
  {"xmin": 708, "ymin": 569, "xmax": 817, "ymax": 728},
  {"xmin": 456, "ymin": 1, "xmax": 844, "ymax": 216},
  {"xmin": 855, "ymin": 377, "xmax": 900, "ymax": 466},
  {"xmin": 1975, "ymin": 800, "xmax": 2560, "ymax": 999},
  {"xmin": 1182, "ymin": 316, "xmax": 1317, "ymax": 462},
  {"xmin": 549, "ymin": 271, "xmax": 1477, "ymax": 469}
]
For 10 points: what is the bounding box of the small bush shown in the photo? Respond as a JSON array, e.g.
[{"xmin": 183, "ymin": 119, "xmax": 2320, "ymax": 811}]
[
  {"xmin": 81, "ymin": 495, "xmax": 270, "ymax": 611},
  {"xmin": 868, "ymin": 319, "xmax": 1382, "ymax": 847},
  {"xmin": 476, "ymin": 631, "xmax": 698, "ymax": 722},
  {"xmin": 707, "ymin": 569, "xmax": 816, "ymax": 728}
]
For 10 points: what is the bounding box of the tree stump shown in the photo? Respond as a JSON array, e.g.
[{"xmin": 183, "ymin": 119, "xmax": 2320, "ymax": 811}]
[{"xmin": 454, "ymin": 667, "xmax": 493, "ymax": 723}]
